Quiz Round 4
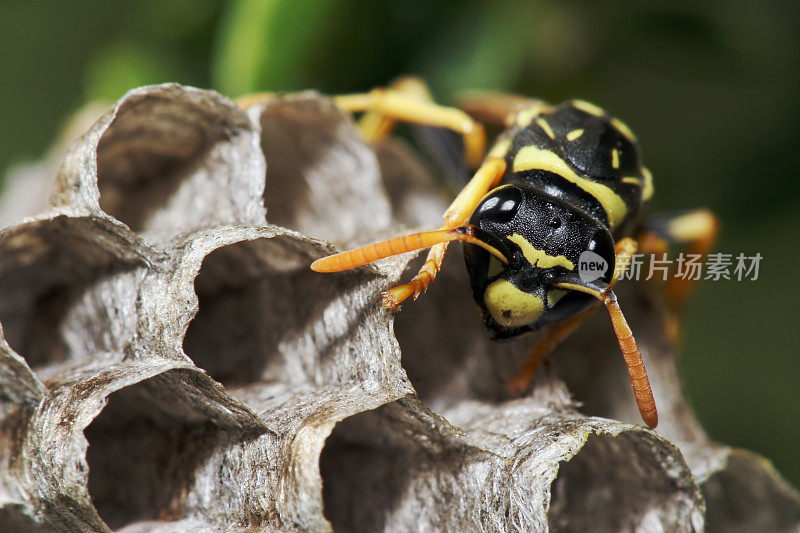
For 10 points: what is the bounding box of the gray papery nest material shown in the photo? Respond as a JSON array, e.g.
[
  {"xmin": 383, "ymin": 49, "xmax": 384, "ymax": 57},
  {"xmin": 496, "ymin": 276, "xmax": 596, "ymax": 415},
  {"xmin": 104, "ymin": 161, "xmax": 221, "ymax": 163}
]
[{"xmin": 0, "ymin": 84, "xmax": 797, "ymax": 532}]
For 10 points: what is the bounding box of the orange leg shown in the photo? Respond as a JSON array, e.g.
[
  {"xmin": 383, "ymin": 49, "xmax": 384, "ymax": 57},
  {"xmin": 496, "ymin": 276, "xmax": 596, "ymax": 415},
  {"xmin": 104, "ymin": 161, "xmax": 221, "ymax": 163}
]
[
  {"xmin": 662, "ymin": 209, "xmax": 718, "ymax": 307},
  {"xmin": 639, "ymin": 209, "xmax": 719, "ymax": 342},
  {"xmin": 311, "ymin": 158, "xmax": 509, "ymax": 310},
  {"xmin": 381, "ymin": 158, "xmax": 507, "ymax": 310},
  {"xmin": 507, "ymin": 308, "xmax": 595, "ymax": 395},
  {"xmin": 636, "ymin": 230, "xmax": 668, "ymax": 256},
  {"xmin": 639, "ymin": 209, "xmax": 718, "ymax": 306},
  {"xmin": 380, "ymin": 242, "xmax": 446, "ymax": 308}
]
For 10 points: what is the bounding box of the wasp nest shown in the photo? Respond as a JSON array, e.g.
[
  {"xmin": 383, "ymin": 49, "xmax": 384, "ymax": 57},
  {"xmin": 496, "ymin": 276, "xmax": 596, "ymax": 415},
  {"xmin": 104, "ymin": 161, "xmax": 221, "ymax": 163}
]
[{"xmin": 0, "ymin": 84, "xmax": 798, "ymax": 532}]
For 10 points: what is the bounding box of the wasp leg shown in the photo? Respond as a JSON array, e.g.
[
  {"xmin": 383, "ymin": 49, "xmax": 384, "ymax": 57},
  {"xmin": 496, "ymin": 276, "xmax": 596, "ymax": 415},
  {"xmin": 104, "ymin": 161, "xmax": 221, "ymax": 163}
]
[
  {"xmin": 508, "ymin": 238, "xmax": 638, "ymax": 395},
  {"xmin": 611, "ymin": 237, "xmax": 638, "ymax": 284},
  {"xmin": 380, "ymin": 241, "xmax": 447, "ymax": 308},
  {"xmin": 334, "ymin": 86, "xmax": 486, "ymax": 168},
  {"xmin": 456, "ymin": 90, "xmax": 549, "ymax": 127},
  {"xmin": 507, "ymin": 308, "xmax": 593, "ymax": 395},
  {"xmin": 382, "ymin": 158, "xmax": 507, "ymax": 310},
  {"xmin": 638, "ymin": 209, "xmax": 718, "ymax": 343},
  {"xmin": 355, "ymin": 77, "xmax": 433, "ymax": 143},
  {"xmin": 648, "ymin": 209, "xmax": 719, "ymax": 307}
]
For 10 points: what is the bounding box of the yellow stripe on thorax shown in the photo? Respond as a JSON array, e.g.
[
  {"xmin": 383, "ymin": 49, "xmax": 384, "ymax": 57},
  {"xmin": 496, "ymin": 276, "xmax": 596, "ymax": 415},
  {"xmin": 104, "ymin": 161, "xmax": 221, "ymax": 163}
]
[
  {"xmin": 512, "ymin": 145, "xmax": 628, "ymax": 228},
  {"xmin": 513, "ymin": 102, "xmax": 549, "ymax": 129},
  {"xmin": 507, "ymin": 233, "xmax": 575, "ymax": 270}
]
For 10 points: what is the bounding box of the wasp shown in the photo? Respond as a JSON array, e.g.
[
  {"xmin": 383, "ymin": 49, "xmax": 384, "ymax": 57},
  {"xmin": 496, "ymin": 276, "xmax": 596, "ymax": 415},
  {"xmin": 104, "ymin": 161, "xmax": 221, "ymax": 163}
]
[{"xmin": 310, "ymin": 79, "xmax": 718, "ymax": 429}]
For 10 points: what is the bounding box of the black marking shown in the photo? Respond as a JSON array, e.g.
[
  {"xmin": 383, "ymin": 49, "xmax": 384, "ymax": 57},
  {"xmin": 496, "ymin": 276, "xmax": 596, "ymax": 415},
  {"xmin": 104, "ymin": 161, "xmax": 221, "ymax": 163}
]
[
  {"xmin": 508, "ymin": 169, "xmax": 610, "ymax": 228},
  {"xmin": 545, "ymin": 104, "xmax": 642, "ymax": 181}
]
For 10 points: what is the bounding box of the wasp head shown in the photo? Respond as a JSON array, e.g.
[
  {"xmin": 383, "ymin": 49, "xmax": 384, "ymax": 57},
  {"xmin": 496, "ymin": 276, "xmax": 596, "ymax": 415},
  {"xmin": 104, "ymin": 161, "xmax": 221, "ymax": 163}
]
[{"xmin": 464, "ymin": 185, "xmax": 616, "ymax": 339}]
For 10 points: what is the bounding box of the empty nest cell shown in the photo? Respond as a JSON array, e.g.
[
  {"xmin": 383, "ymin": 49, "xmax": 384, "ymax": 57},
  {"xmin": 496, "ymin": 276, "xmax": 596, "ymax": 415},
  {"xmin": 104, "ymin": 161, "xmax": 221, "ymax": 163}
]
[
  {"xmin": 183, "ymin": 233, "xmax": 378, "ymax": 388},
  {"xmin": 83, "ymin": 370, "xmax": 237, "ymax": 530},
  {"xmin": 252, "ymin": 94, "xmax": 391, "ymax": 245},
  {"xmin": 0, "ymin": 218, "xmax": 144, "ymax": 372},
  {"xmin": 320, "ymin": 403, "xmax": 701, "ymax": 531},
  {"xmin": 95, "ymin": 85, "xmax": 263, "ymax": 239},
  {"xmin": 549, "ymin": 432, "xmax": 698, "ymax": 531}
]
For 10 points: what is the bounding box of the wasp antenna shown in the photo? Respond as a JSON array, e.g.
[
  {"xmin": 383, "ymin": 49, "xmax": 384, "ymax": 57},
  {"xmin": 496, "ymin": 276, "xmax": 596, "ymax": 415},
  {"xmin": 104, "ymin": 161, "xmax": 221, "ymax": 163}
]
[
  {"xmin": 603, "ymin": 291, "xmax": 658, "ymax": 428},
  {"xmin": 310, "ymin": 226, "xmax": 508, "ymax": 273},
  {"xmin": 554, "ymin": 279, "xmax": 658, "ymax": 429}
]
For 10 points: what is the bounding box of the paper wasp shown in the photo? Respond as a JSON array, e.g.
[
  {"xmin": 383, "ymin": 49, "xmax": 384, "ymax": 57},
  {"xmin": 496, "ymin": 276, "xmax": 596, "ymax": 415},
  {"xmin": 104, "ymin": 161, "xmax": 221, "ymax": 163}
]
[{"xmin": 311, "ymin": 79, "xmax": 717, "ymax": 428}]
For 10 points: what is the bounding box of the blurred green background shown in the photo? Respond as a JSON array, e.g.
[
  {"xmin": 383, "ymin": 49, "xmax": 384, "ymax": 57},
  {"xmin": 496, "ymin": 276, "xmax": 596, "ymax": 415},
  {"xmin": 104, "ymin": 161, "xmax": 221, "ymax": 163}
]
[{"xmin": 2, "ymin": 0, "xmax": 798, "ymax": 485}]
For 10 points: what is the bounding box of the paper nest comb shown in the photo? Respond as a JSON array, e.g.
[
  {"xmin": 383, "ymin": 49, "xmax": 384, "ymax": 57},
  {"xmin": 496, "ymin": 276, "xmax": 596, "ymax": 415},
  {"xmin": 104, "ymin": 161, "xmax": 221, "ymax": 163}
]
[{"xmin": 0, "ymin": 84, "xmax": 798, "ymax": 532}]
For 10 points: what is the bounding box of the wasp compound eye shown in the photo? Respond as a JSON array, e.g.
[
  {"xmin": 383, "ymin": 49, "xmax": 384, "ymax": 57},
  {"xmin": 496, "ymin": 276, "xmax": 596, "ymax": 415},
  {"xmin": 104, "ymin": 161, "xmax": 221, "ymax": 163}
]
[
  {"xmin": 587, "ymin": 229, "xmax": 616, "ymax": 269},
  {"xmin": 476, "ymin": 186, "xmax": 523, "ymax": 223}
]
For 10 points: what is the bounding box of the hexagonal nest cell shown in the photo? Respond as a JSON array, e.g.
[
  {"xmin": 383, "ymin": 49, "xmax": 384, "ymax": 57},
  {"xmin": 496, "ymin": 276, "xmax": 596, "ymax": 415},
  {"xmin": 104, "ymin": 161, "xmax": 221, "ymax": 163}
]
[
  {"xmin": 84, "ymin": 372, "xmax": 226, "ymax": 530},
  {"xmin": 0, "ymin": 217, "xmax": 146, "ymax": 373},
  {"xmin": 0, "ymin": 84, "xmax": 797, "ymax": 532}
]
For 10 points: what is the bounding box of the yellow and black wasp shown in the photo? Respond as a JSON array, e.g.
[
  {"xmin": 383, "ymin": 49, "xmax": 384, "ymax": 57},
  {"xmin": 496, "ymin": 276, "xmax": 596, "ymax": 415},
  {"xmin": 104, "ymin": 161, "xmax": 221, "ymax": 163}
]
[{"xmin": 310, "ymin": 78, "xmax": 718, "ymax": 429}]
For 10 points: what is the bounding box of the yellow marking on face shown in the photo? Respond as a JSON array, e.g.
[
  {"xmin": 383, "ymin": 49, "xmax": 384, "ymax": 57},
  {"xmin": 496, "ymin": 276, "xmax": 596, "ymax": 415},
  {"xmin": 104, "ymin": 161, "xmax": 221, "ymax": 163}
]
[
  {"xmin": 566, "ymin": 128, "xmax": 584, "ymax": 141},
  {"xmin": 514, "ymin": 106, "xmax": 542, "ymax": 129},
  {"xmin": 622, "ymin": 176, "xmax": 642, "ymax": 186},
  {"xmin": 611, "ymin": 148, "xmax": 620, "ymax": 169},
  {"xmin": 641, "ymin": 167, "xmax": 654, "ymax": 201},
  {"xmin": 487, "ymin": 256, "xmax": 503, "ymax": 278},
  {"xmin": 513, "ymin": 146, "xmax": 628, "ymax": 228},
  {"xmin": 484, "ymin": 279, "xmax": 544, "ymax": 328},
  {"xmin": 572, "ymin": 100, "xmax": 605, "ymax": 117},
  {"xmin": 535, "ymin": 117, "xmax": 555, "ymax": 140},
  {"xmin": 487, "ymin": 137, "xmax": 513, "ymax": 160},
  {"xmin": 547, "ymin": 289, "xmax": 567, "ymax": 308},
  {"xmin": 507, "ymin": 233, "xmax": 575, "ymax": 270},
  {"xmin": 611, "ymin": 117, "xmax": 637, "ymax": 142}
]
